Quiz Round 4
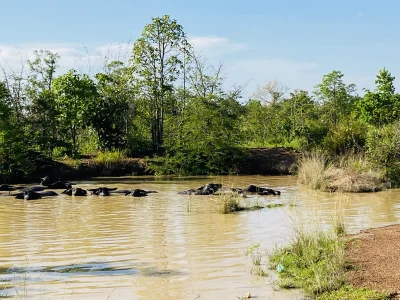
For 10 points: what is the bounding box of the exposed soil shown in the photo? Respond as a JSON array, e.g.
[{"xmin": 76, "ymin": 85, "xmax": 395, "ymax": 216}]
[
  {"xmin": 236, "ymin": 147, "xmax": 300, "ymax": 175},
  {"xmin": 346, "ymin": 225, "xmax": 400, "ymax": 298}
]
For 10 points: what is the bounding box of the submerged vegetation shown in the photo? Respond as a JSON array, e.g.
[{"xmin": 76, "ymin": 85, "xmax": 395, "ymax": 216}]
[{"xmin": 217, "ymin": 194, "xmax": 265, "ymax": 214}]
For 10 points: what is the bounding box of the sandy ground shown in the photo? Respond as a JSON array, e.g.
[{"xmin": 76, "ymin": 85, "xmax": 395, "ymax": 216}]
[{"xmin": 346, "ymin": 224, "xmax": 400, "ymax": 297}]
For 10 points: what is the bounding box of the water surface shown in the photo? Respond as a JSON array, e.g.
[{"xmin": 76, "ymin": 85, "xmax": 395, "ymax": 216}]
[{"xmin": 0, "ymin": 175, "xmax": 399, "ymax": 299}]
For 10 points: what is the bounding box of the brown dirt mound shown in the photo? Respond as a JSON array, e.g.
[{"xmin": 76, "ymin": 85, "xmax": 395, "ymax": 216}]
[
  {"xmin": 237, "ymin": 147, "xmax": 300, "ymax": 175},
  {"xmin": 346, "ymin": 225, "xmax": 400, "ymax": 297}
]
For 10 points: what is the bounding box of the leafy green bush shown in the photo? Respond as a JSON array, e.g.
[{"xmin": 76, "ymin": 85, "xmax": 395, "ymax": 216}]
[
  {"xmin": 366, "ymin": 121, "xmax": 400, "ymax": 167},
  {"xmin": 323, "ymin": 118, "xmax": 366, "ymax": 155}
]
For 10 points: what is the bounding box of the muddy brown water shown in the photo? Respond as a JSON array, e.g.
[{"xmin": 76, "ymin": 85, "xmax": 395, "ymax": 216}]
[{"xmin": 0, "ymin": 175, "xmax": 399, "ymax": 299}]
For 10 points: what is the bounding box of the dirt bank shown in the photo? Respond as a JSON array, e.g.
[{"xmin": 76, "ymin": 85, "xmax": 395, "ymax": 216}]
[
  {"xmin": 346, "ymin": 225, "xmax": 400, "ymax": 298},
  {"xmin": 236, "ymin": 147, "xmax": 299, "ymax": 175}
]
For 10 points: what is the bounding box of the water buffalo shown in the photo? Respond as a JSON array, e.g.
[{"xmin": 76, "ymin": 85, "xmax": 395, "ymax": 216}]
[
  {"xmin": 15, "ymin": 190, "xmax": 58, "ymax": 200},
  {"xmin": 62, "ymin": 188, "xmax": 87, "ymax": 196},
  {"xmin": 0, "ymin": 184, "xmax": 27, "ymax": 194},
  {"xmin": 245, "ymin": 184, "xmax": 281, "ymax": 195},
  {"xmin": 124, "ymin": 189, "xmax": 158, "ymax": 197},
  {"xmin": 88, "ymin": 187, "xmax": 118, "ymax": 196},
  {"xmin": 40, "ymin": 176, "xmax": 74, "ymax": 189},
  {"xmin": 178, "ymin": 183, "xmax": 222, "ymax": 195}
]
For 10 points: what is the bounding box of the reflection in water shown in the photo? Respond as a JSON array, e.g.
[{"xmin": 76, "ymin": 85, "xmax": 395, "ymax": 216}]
[{"xmin": 0, "ymin": 175, "xmax": 399, "ymax": 299}]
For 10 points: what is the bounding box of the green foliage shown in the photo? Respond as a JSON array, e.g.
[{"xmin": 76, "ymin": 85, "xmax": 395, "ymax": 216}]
[
  {"xmin": 94, "ymin": 150, "xmax": 126, "ymax": 169},
  {"xmin": 218, "ymin": 195, "xmax": 241, "ymax": 214},
  {"xmin": 314, "ymin": 70, "xmax": 356, "ymax": 128},
  {"xmin": 152, "ymin": 93, "xmax": 245, "ymax": 175},
  {"xmin": 269, "ymin": 229, "xmax": 345, "ymax": 295},
  {"xmin": 2, "ymin": 15, "xmax": 400, "ymax": 181},
  {"xmin": 366, "ymin": 121, "xmax": 400, "ymax": 167},
  {"xmin": 132, "ymin": 15, "xmax": 190, "ymax": 150},
  {"xmin": 26, "ymin": 50, "xmax": 61, "ymax": 157},
  {"xmin": 91, "ymin": 62, "xmax": 132, "ymax": 150},
  {"xmin": 323, "ymin": 117, "xmax": 366, "ymax": 155},
  {"xmin": 53, "ymin": 70, "xmax": 98, "ymax": 157},
  {"xmin": 0, "ymin": 82, "xmax": 35, "ymax": 181},
  {"xmin": 358, "ymin": 68, "xmax": 400, "ymax": 126}
]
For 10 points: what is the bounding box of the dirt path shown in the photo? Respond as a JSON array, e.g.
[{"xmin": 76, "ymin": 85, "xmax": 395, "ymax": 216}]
[{"xmin": 346, "ymin": 224, "xmax": 400, "ymax": 297}]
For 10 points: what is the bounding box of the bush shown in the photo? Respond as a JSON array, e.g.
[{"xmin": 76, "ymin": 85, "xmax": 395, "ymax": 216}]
[
  {"xmin": 323, "ymin": 118, "xmax": 366, "ymax": 155},
  {"xmin": 366, "ymin": 121, "xmax": 400, "ymax": 167}
]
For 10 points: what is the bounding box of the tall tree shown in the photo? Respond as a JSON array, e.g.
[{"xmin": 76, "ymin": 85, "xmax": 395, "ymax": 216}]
[
  {"xmin": 27, "ymin": 50, "xmax": 60, "ymax": 156},
  {"xmin": 53, "ymin": 70, "xmax": 98, "ymax": 157},
  {"xmin": 358, "ymin": 68, "xmax": 399, "ymax": 126},
  {"xmin": 90, "ymin": 61, "xmax": 132, "ymax": 150},
  {"xmin": 132, "ymin": 15, "xmax": 190, "ymax": 150},
  {"xmin": 252, "ymin": 80, "xmax": 288, "ymax": 106},
  {"xmin": 314, "ymin": 71, "xmax": 356, "ymax": 127}
]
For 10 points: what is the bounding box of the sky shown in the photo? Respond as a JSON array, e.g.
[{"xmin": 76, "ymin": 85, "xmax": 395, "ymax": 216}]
[{"xmin": 1, "ymin": 0, "xmax": 400, "ymax": 98}]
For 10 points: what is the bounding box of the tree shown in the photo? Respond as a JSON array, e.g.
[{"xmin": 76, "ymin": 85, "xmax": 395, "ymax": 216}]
[
  {"xmin": 53, "ymin": 70, "xmax": 98, "ymax": 157},
  {"xmin": 131, "ymin": 15, "xmax": 190, "ymax": 150},
  {"xmin": 90, "ymin": 61, "xmax": 132, "ymax": 150},
  {"xmin": 252, "ymin": 80, "xmax": 288, "ymax": 106},
  {"xmin": 314, "ymin": 71, "xmax": 356, "ymax": 127},
  {"xmin": 358, "ymin": 68, "xmax": 400, "ymax": 126},
  {"xmin": 27, "ymin": 50, "xmax": 61, "ymax": 156}
]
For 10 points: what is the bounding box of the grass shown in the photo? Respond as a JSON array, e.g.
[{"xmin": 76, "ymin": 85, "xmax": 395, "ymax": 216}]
[
  {"xmin": 298, "ymin": 153, "xmax": 388, "ymax": 193},
  {"xmin": 298, "ymin": 152, "xmax": 326, "ymax": 190},
  {"xmin": 245, "ymin": 244, "xmax": 267, "ymax": 276},
  {"xmin": 269, "ymin": 228, "xmax": 345, "ymax": 295},
  {"xmin": 265, "ymin": 207, "xmax": 391, "ymax": 299},
  {"xmin": 218, "ymin": 194, "xmax": 265, "ymax": 214},
  {"xmin": 94, "ymin": 150, "xmax": 126, "ymax": 168},
  {"xmin": 316, "ymin": 286, "xmax": 390, "ymax": 300}
]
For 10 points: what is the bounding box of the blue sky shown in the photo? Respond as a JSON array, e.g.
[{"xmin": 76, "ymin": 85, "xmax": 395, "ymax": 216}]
[{"xmin": 1, "ymin": 0, "xmax": 400, "ymax": 98}]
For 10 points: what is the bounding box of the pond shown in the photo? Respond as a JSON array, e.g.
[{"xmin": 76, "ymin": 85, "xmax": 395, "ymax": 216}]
[{"xmin": 0, "ymin": 175, "xmax": 399, "ymax": 299}]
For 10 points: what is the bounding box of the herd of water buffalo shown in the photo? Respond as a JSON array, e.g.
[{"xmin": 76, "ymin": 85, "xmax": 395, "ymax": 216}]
[{"xmin": 0, "ymin": 177, "xmax": 281, "ymax": 200}]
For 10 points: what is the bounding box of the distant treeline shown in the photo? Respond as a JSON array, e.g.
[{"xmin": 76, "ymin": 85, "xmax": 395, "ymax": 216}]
[{"xmin": 0, "ymin": 15, "xmax": 399, "ymax": 180}]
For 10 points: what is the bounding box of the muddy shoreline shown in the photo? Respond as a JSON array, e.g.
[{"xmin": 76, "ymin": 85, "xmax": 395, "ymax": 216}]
[
  {"xmin": 346, "ymin": 225, "xmax": 400, "ymax": 298},
  {"xmin": 7, "ymin": 147, "xmax": 298, "ymax": 184}
]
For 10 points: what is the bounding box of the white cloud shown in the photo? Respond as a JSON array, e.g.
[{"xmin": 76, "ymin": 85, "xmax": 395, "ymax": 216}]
[
  {"xmin": 189, "ymin": 36, "xmax": 248, "ymax": 56},
  {"xmin": 0, "ymin": 42, "xmax": 134, "ymax": 77},
  {"xmin": 225, "ymin": 57, "xmax": 320, "ymax": 98}
]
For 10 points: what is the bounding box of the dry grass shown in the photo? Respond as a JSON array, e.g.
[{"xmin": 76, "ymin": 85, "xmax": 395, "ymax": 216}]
[
  {"xmin": 298, "ymin": 152, "xmax": 326, "ymax": 190},
  {"xmin": 298, "ymin": 153, "xmax": 388, "ymax": 193}
]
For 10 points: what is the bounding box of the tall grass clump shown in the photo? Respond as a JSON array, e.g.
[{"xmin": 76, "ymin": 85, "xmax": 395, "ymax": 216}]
[
  {"xmin": 218, "ymin": 194, "xmax": 242, "ymax": 214},
  {"xmin": 297, "ymin": 152, "xmax": 326, "ymax": 190},
  {"xmin": 298, "ymin": 152, "xmax": 388, "ymax": 192},
  {"xmin": 94, "ymin": 150, "xmax": 126, "ymax": 167},
  {"xmin": 93, "ymin": 150, "xmax": 127, "ymax": 172},
  {"xmin": 217, "ymin": 192, "xmax": 265, "ymax": 214},
  {"xmin": 269, "ymin": 225, "xmax": 345, "ymax": 295}
]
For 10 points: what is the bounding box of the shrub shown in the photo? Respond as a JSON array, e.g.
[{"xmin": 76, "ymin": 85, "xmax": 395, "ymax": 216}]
[
  {"xmin": 366, "ymin": 121, "xmax": 400, "ymax": 167},
  {"xmin": 323, "ymin": 118, "xmax": 366, "ymax": 155}
]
